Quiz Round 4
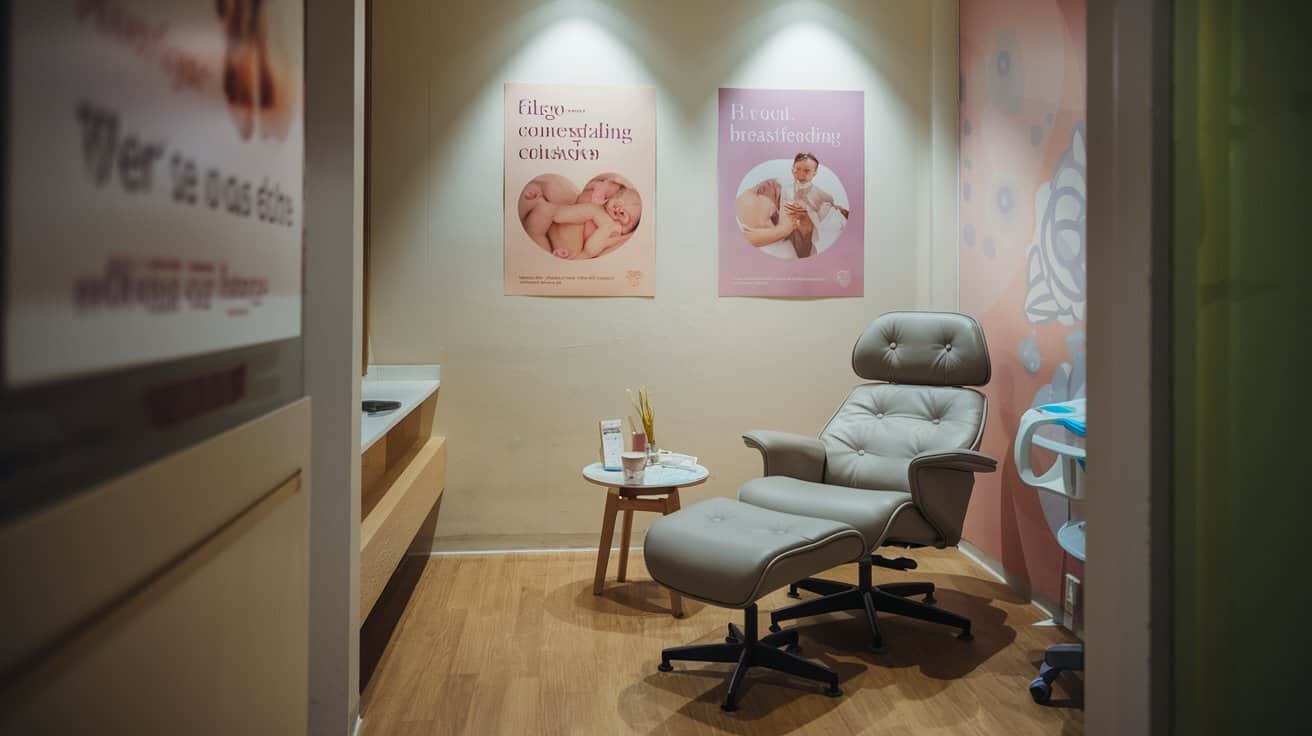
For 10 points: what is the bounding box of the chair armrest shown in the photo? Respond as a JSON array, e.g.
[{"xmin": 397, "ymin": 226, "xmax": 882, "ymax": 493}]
[
  {"xmin": 742, "ymin": 430, "xmax": 826, "ymax": 483},
  {"xmin": 909, "ymin": 449, "xmax": 998, "ymax": 476},
  {"xmin": 906, "ymin": 450, "xmax": 997, "ymax": 547}
]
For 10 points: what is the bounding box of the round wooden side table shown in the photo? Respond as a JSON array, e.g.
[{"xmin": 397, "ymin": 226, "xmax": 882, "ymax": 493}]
[{"xmin": 581, "ymin": 462, "xmax": 710, "ymax": 618}]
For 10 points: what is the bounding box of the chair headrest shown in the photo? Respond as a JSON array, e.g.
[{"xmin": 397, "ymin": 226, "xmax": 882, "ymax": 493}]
[{"xmin": 851, "ymin": 312, "xmax": 991, "ymax": 386}]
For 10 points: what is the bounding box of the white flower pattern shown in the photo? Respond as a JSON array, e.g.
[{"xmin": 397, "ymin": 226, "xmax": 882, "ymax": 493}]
[{"xmin": 1024, "ymin": 123, "xmax": 1087, "ymax": 326}]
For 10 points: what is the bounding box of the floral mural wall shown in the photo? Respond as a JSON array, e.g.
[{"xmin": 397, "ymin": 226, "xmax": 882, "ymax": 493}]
[{"xmin": 959, "ymin": 0, "xmax": 1086, "ymax": 608}]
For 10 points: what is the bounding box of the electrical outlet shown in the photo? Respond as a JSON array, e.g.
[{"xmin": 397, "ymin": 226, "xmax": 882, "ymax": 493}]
[{"xmin": 1064, "ymin": 574, "xmax": 1081, "ymax": 616}]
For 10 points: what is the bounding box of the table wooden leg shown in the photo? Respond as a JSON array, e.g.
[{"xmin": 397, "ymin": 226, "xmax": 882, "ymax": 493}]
[
  {"xmin": 662, "ymin": 491, "xmax": 685, "ymax": 618},
  {"xmin": 617, "ymin": 508, "xmax": 634, "ymax": 582},
  {"xmin": 593, "ymin": 488, "xmax": 620, "ymax": 595}
]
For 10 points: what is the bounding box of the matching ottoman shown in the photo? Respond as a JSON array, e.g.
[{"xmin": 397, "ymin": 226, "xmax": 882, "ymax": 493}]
[{"xmin": 643, "ymin": 497, "xmax": 866, "ymax": 712}]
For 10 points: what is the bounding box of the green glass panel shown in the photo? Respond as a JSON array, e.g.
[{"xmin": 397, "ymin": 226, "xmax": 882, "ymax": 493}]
[{"xmin": 1172, "ymin": 2, "xmax": 1311, "ymax": 733}]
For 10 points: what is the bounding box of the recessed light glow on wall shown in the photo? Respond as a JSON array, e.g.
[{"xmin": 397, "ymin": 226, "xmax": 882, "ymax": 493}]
[
  {"xmin": 713, "ymin": 1, "xmax": 906, "ymax": 110},
  {"xmin": 730, "ymin": 21, "xmax": 870, "ymax": 89},
  {"xmin": 500, "ymin": 11, "xmax": 650, "ymax": 85}
]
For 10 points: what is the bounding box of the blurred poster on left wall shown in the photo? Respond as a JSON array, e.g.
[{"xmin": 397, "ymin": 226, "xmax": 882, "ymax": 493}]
[
  {"xmin": 4, "ymin": 0, "xmax": 304, "ymax": 388},
  {"xmin": 1, "ymin": 0, "xmax": 305, "ymax": 516},
  {"xmin": 504, "ymin": 82, "xmax": 655, "ymax": 296}
]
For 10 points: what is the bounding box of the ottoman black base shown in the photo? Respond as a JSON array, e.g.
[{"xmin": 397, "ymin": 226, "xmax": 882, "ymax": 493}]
[{"xmin": 658, "ymin": 603, "xmax": 841, "ymax": 712}]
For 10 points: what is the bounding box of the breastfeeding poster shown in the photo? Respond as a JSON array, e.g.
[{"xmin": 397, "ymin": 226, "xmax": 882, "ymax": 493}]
[
  {"xmin": 5, "ymin": 0, "xmax": 304, "ymax": 387},
  {"xmin": 718, "ymin": 88, "xmax": 864, "ymax": 297},
  {"xmin": 504, "ymin": 82, "xmax": 656, "ymax": 297}
]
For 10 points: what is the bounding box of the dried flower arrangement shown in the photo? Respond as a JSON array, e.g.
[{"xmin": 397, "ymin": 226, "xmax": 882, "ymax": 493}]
[{"xmin": 626, "ymin": 386, "xmax": 655, "ymax": 448}]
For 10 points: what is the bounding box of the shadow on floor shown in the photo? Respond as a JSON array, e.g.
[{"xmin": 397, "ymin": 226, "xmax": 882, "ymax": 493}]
[
  {"xmin": 619, "ymin": 657, "xmax": 861, "ymax": 736},
  {"xmin": 545, "ymin": 577, "xmax": 709, "ymax": 624},
  {"xmin": 613, "ymin": 573, "xmax": 1038, "ymax": 733},
  {"xmin": 789, "ymin": 581, "xmax": 1018, "ymax": 685}
]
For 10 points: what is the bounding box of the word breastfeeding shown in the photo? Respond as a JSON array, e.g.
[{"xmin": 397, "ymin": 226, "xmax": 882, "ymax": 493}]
[
  {"xmin": 76, "ymin": 101, "xmax": 296, "ymax": 227},
  {"xmin": 515, "ymin": 97, "xmax": 633, "ymax": 161},
  {"xmin": 727, "ymin": 103, "xmax": 842, "ymax": 148}
]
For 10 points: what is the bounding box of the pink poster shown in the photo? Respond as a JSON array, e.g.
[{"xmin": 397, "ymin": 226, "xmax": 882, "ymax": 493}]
[
  {"xmin": 718, "ymin": 88, "xmax": 864, "ymax": 297},
  {"xmin": 504, "ymin": 82, "xmax": 655, "ymax": 296}
]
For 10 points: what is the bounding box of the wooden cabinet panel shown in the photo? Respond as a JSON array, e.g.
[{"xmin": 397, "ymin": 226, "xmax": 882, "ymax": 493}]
[{"xmin": 0, "ymin": 400, "xmax": 311, "ymax": 735}]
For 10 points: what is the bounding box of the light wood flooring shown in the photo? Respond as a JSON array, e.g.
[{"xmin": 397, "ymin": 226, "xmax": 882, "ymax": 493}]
[{"xmin": 359, "ymin": 548, "xmax": 1083, "ymax": 735}]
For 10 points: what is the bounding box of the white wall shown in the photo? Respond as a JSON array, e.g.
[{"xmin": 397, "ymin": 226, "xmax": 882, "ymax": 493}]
[{"xmin": 369, "ymin": 0, "xmax": 961, "ymax": 549}]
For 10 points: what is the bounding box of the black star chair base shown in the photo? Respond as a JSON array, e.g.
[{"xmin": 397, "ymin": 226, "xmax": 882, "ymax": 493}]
[{"xmin": 770, "ymin": 553, "xmax": 974, "ymax": 652}]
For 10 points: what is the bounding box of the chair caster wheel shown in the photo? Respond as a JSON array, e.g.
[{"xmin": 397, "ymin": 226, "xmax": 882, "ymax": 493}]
[
  {"xmin": 725, "ymin": 636, "xmax": 738, "ymax": 644},
  {"xmin": 786, "ymin": 591, "xmax": 802, "ymax": 599},
  {"xmin": 658, "ymin": 662, "xmax": 673, "ymax": 672},
  {"xmin": 824, "ymin": 685, "xmax": 843, "ymax": 698},
  {"xmin": 957, "ymin": 630, "xmax": 974, "ymax": 642},
  {"xmin": 924, "ymin": 595, "xmax": 936, "ymax": 605},
  {"xmin": 1029, "ymin": 677, "xmax": 1052, "ymax": 704},
  {"xmin": 785, "ymin": 643, "xmax": 802, "ymax": 654},
  {"xmin": 768, "ymin": 623, "xmax": 782, "ymax": 633},
  {"xmin": 720, "ymin": 701, "xmax": 739, "ymax": 713}
]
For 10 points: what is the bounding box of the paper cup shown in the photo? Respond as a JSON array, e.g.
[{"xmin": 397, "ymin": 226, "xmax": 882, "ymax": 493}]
[{"xmin": 621, "ymin": 451, "xmax": 647, "ymax": 484}]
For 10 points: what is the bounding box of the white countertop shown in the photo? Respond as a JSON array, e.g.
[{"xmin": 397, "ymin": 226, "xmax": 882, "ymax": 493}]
[{"xmin": 360, "ymin": 365, "xmax": 441, "ymax": 453}]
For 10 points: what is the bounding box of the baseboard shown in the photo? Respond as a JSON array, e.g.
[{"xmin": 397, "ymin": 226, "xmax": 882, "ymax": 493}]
[{"xmin": 957, "ymin": 540, "xmax": 1064, "ymax": 623}]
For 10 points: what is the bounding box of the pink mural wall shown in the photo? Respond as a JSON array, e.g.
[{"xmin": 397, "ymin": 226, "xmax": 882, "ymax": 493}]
[{"xmin": 958, "ymin": 0, "xmax": 1087, "ymax": 608}]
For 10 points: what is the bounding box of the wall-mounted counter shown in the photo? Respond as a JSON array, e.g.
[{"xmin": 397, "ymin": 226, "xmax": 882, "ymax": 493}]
[{"xmin": 360, "ymin": 365, "xmax": 445, "ymax": 620}]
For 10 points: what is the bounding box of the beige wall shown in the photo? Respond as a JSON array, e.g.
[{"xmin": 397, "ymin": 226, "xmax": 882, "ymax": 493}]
[{"xmin": 369, "ymin": 0, "xmax": 961, "ymax": 550}]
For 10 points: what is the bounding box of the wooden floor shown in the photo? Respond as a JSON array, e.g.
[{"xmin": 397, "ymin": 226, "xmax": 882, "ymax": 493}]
[{"xmin": 359, "ymin": 548, "xmax": 1083, "ymax": 735}]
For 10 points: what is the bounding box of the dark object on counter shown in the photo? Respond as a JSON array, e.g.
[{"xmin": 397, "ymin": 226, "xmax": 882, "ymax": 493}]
[{"xmin": 362, "ymin": 400, "xmax": 402, "ymax": 414}]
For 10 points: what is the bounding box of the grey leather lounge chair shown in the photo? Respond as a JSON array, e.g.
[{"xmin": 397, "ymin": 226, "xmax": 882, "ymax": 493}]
[{"xmin": 738, "ymin": 311, "xmax": 998, "ymax": 651}]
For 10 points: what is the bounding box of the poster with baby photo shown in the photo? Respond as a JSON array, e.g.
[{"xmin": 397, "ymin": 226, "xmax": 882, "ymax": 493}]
[
  {"xmin": 718, "ymin": 88, "xmax": 864, "ymax": 297},
  {"xmin": 504, "ymin": 82, "xmax": 655, "ymax": 296}
]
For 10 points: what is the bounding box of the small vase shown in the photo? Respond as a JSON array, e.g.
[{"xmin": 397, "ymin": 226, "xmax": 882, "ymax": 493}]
[{"xmin": 647, "ymin": 445, "xmax": 660, "ymax": 467}]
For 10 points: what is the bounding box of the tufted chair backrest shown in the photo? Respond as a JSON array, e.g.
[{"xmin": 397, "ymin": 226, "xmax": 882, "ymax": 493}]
[{"xmin": 820, "ymin": 312, "xmax": 990, "ymax": 491}]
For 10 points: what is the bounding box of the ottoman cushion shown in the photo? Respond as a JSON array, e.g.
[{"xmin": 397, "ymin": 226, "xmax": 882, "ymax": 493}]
[
  {"xmin": 644, "ymin": 497, "xmax": 865, "ymax": 609},
  {"xmin": 739, "ymin": 475, "xmax": 915, "ymax": 549}
]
